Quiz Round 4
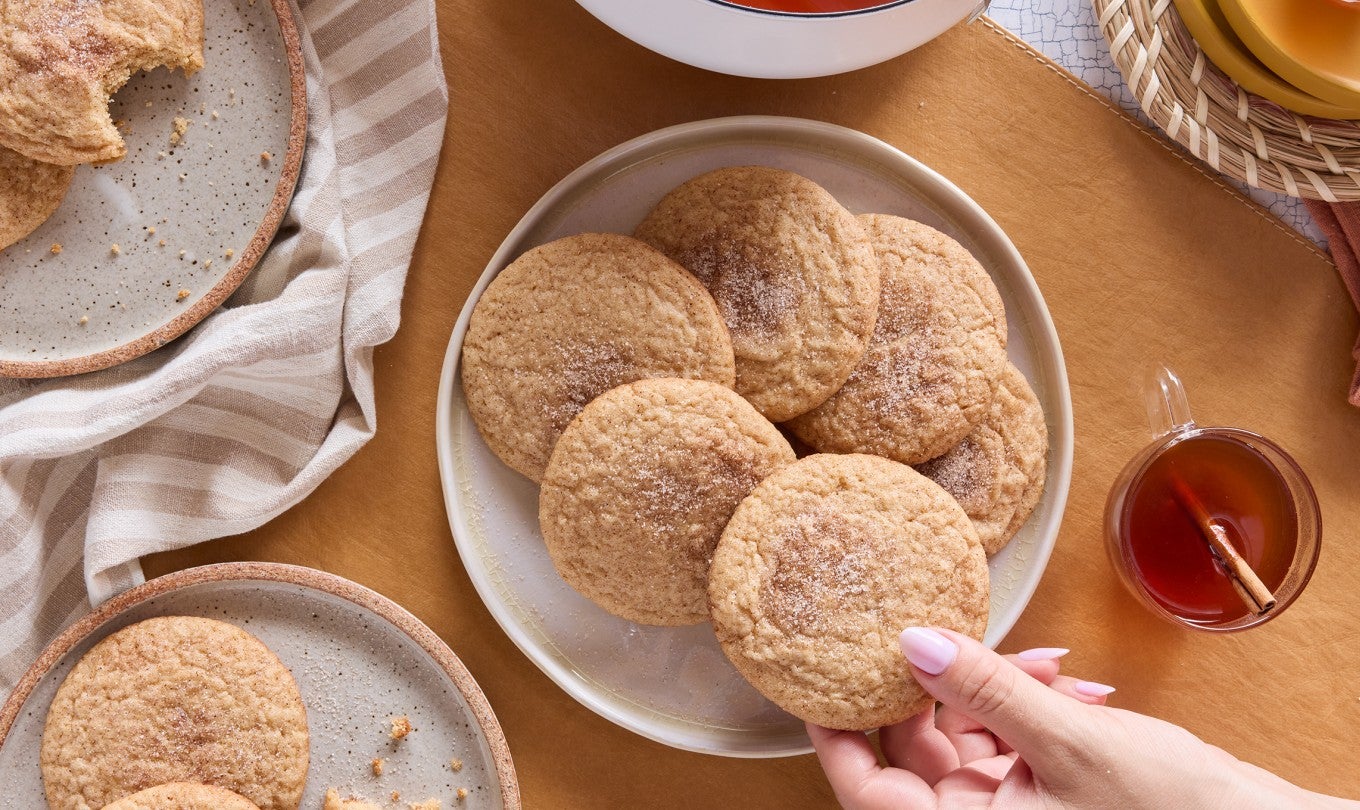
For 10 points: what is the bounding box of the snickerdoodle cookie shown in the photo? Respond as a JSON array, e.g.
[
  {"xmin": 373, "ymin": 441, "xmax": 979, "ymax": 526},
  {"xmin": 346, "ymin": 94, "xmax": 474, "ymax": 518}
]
[
  {"xmin": 0, "ymin": 0, "xmax": 205, "ymax": 165},
  {"xmin": 634, "ymin": 166, "xmax": 879, "ymax": 422},
  {"xmin": 787, "ymin": 215, "xmax": 1008, "ymax": 465},
  {"xmin": 708, "ymin": 453, "xmax": 988, "ymax": 731},
  {"xmin": 40, "ymin": 616, "xmax": 309, "ymax": 810},
  {"xmin": 461, "ymin": 233, "xmax": 736, "ymax": 482},
  {"xmin": 104, "ymin": 783, "xmax": 262, "ymax": 810},
  {"xmin": 916, "ymin": 362, "xmax": 1047, "ymax": 555},
  {"xmin": 0, "ymin": 146, "xmax": 73, "ymax": 251},
  {"xmin": 540, "ymin": 378, "xmax": 796, "ymax": 625}
]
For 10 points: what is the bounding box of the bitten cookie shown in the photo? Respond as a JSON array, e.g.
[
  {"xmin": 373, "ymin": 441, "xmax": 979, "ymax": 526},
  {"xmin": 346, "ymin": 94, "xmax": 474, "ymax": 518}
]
[
  {"xmin": 461, "ymin": 233, "xmax": 736, "ymax": 482},
  {"xmin": 540, "ymin": 378, "xmax": 796, "ymax": 625},
  {"xmin": 104, "ymin": 783, "xmax": 261, "ymax": 810},
  {"xmin": 787, "ymin": 215, "xmax": 1008, "ymax": 465},
  {"xmin": 0, "ymin": 146, "xmax": 73, "ymax": 251},
  {"xmin": 40, "ymin": 616, "xmax": 309, "ymax": 810},
  {"xmin": 916, "ymin": 362, "xmax": 1048, "ymax": 555},
  {"xmin": 0, "ymin": 0, "xmax": 205, "ymax": 165},
  {"xmin": 634, "ymin": 166, "xmax": 879, "ymax": 422},
  {"xmin": 708, "ymin": 453, "xmax": 989, "ymax": 731}
]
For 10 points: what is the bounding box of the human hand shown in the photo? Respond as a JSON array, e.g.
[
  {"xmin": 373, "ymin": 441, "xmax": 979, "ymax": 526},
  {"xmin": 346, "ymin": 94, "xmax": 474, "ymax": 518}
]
[{"xmin": 809, "ymin": 628, "xmax": 1341, "ymax": 810}]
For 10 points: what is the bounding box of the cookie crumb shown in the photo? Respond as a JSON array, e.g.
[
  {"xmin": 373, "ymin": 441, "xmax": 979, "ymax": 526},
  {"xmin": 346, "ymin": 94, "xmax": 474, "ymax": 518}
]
[
  {"xmin": 225, "ymin": 248, "xmax": 235, "ymax": 259},
  {"xmin": 456, "ymin": 788, "xmax": 469, "ymax": 801},
  {"xmin": 204, "ymin": 258, "xmax": 212, "ymax": 268},
  {"xmin": 170, "ymin": 116, "xmax": 191, "ymax": 146},
  {"xmin": 78, "ymin": 315, "xmax": 89, "ymax": 325},
  {"xmin": 110, "ymin": 243, "xmax": 120, "ymax": 255},
  {"xmin": 178, "ymin": 250, "xmax": 186, "ymax": 258},
  {"xmin": 176, "ymin": 288, "xmax": 191, "ymax": 301},
  {"xmin": 389, "ymin": 715, "xmax": 412, "ymax": 740},
  {"xmin": 144, "ymin": 100, "xmax": 153, "ymax": 107},
  {"xmin": 49, "ymin": 243, "xmax": 62, "ymax": 254},
  {"xmin": 260, "ymin": 150, "xmax": 272, "ymax": 162},
  {"xmin": 450, "ymin": 758, "xmax": 463, "ymax": 772},
  {"xmin": 370, "ymin": 757, "xmax": 384, "ymax": 777},
  {"xmin": 391, "ymin": 791, "xmax": 401, "ymax": 803},
  {"xmin": 211, "ymin": 109, "xmax": 219, "ymax": 120},
  {"xmin": 179, "ymin": 173, "xmax": 187, "ymax": 181},
  {"xmin": 408, "ymin": 800, "xmax": 440, "ymax": 810},
  {"xmin": 158, "ymin": 239, "xmax": 167, "ymax": 247},
  {"xmin": 157, "ymin": 151, "xmax": 167, "ymax": 159},
  {"xmin": 147, "ymin": 226, "xmax": 156, "ymax": 236}
]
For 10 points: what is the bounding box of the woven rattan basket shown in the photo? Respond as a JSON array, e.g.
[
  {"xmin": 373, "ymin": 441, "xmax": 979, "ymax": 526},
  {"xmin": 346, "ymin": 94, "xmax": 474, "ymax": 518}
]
[{"xmin": 1093, "ymin": 0, "xmax": 1360, "ymax": 201}]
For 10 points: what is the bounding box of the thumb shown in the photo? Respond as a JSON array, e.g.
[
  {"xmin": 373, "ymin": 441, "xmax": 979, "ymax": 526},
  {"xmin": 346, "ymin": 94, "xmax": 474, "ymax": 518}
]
[{"xmin": 899, "ymin": 627, "xmax": 1095, "ymax": 767}]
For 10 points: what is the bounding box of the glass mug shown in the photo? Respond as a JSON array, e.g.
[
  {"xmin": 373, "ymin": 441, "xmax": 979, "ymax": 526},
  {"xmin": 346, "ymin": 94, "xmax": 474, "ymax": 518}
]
[{"xmin": 1104, "ymin": 367, "xmax": 1321, "ymax": 632}]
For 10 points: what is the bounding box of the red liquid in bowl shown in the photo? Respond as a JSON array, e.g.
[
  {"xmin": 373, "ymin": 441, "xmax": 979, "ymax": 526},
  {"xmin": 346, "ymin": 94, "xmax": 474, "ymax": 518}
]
[
  {"xmin": 1121, "ymin": 434, "xmax": 1297, "ymax": 624},
  {"xmin": 726, "ymin": 0, "xmax": 898, "ymax": 12}
]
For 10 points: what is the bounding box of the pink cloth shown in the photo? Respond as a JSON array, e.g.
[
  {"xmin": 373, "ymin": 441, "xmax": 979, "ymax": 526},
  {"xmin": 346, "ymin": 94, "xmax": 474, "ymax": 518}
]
[{"xmin": 1304, "ymin": 200, "xmax": 1360, "ymax": 407}]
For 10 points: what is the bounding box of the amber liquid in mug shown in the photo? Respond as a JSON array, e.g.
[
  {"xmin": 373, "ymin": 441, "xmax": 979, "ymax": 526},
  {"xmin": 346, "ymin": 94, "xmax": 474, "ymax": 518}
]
[
  {"xmin": 726, "ymin": 0, "xmax": 895, "ymax": 12},
  {"xmin": 1121, "ymin": 434, "xmax": 1297, "ymax": 624}
]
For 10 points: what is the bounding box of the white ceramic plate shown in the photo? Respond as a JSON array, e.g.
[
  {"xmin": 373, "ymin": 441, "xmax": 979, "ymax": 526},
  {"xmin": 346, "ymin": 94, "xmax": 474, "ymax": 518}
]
[
  {"xmin": 575, "ymin": 0, "xmax": 982, "ymax": 79},
  {"xmin": 435, "ymin": 116, "xmax": 1073, "ymax": 758},
  {"xmin": 0, "ymin": 563, "xmax": 520, "ymax": 809},
  {"xmin": 0, "ymin": 0, "xmax": 306, "ymax": 377}
]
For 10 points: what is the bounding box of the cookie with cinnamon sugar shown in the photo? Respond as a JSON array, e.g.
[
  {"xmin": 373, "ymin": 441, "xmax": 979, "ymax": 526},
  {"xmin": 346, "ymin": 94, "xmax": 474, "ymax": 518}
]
[
  {"xmin": 707, "ymin": 453, "xmax": 988, "ymax": 731},
  {"xmin": 0, "ymin": 0, "xmax": 204, "ymax": 165},
  {"xmin": 461, "ymin": 233, "xmax": 736, "ymax": 482},
  {"xmin": 786, "ymin": 214, "xmax": 1008, "ymax": 465},
  {"xmin": 540, "ymin": 378, "xmax": 795, "ymax": 625},
  {"xmin": 634, "ymin": 166, "xmax": 880, "ymax": 422},
  {"xmin": 40, "ymin": 616, "xmax": 308, "ymax": 810},
  {"xmin": 916, "ymin": 362, "xmax": 1048, "ymax": 555}
]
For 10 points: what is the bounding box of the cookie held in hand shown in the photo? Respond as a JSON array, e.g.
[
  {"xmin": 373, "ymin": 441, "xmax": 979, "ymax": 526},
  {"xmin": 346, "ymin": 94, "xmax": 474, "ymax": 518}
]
[{"xmin": 708, "ymin": 453, "xmax": 988, "ymax": 731}]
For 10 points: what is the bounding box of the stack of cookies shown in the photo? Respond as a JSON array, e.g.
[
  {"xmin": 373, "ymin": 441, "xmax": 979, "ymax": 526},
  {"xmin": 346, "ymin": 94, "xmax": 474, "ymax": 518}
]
[
  {"xmin": 0, "ymin": 0, "xmax": 205, "ymax": 251},
  {"xmin": 461, "ymin": 166, "xmax": 1048, "ymax": 732}
]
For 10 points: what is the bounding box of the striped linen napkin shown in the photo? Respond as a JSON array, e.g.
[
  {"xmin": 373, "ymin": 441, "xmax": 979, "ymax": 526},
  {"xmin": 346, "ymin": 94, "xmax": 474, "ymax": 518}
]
[
  {"xmin": 0, "ymin": 0, "xmax": 447, "ymax": 692},
  {"xmin": 1305, "ymin": 200, "xmax": 1360, "ymax": 408}
]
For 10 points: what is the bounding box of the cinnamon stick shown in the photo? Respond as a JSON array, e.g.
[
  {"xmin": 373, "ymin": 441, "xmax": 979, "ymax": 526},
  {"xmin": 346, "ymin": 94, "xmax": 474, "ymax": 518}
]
[{"xmin": 1170, "ymin": 478, "xmax": 1277, "ymax": 615}]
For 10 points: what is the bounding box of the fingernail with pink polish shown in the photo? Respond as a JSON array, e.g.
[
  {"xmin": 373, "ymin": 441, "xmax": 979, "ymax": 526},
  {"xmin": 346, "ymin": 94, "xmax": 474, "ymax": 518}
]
[
  {"xmin": 1075, "ymin": 680, "xmax": 1117, "ymax": 697},
  {"xmin": 899, "ymin": 627, "xmax": 958, "ymax": 675},
  {"xmin": 1017, "ymin": 647, "xmax": 1070, "ymax": 661}
]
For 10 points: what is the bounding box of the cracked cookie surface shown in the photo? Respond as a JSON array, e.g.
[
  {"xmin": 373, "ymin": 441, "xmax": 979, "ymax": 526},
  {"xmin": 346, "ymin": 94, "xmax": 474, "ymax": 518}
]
[
  {"xmin": 540, "ymin": 378, "xmax": 795, "ymax": 625},
  {"xmin": 708, "ymin": 453, "xmax": 988, "ymax": 731},
  {"xmin": 461, "ymin": 233, "xmax": 736, "ymax": 482},
  {"xmin": 635, "ymin": 167, "xmax": 879, "ymax": 422},
  {"xmin": 40, "ymin": 616, "xmax": 308, "ymax": 810},
  {"xmin": 787, "ymin": 215, "xmax": 1007, "ymax": 465}
]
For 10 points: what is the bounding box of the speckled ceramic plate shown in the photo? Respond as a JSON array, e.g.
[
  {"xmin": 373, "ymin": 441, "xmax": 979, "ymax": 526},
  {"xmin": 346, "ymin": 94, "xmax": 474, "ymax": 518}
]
[
  {"xmin": 434, "ymin": 116, "xmax": 1074, "ymax": 758},
  {"xmin": 0, "ymin": 0, "xmax": 306, "ymax": 378},
  {"xmin": 0, "ymin": 563, "xmax": 520, "ymax": 809}
]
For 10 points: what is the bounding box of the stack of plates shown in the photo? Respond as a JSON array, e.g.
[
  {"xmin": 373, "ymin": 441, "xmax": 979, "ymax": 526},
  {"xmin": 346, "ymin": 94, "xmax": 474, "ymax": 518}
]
[
  {"xmin": 1093, "ymin": 0, "xmax": 1360, "ymax": 201},
  {"xmin": 1172, "ymin": 0, "xmax": 1360, "ymax": 120}
]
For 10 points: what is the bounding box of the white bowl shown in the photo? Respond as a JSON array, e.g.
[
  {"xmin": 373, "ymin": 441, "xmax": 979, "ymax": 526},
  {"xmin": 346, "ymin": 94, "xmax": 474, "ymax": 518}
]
[
  {"xmin": 434, "ymin": 116, "xmax": 1073, "ymax": 758},
  {"xmin": 575, "ymin": 0, "xmax": 985, "ymax": 79}
]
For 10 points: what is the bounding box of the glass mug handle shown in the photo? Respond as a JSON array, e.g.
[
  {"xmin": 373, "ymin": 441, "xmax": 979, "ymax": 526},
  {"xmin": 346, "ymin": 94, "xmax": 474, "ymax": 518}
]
[{"xmin": 1144, "ymin": 366, "xmax": 1195, "ymax": 439}]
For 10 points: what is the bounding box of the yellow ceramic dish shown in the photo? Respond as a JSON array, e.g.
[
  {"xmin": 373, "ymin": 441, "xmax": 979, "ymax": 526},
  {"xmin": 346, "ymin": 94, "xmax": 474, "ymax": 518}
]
[
  {"xmin": 1218, "ymin": 0, "xmax": 1360, "ymax": 109},
  {"xmin": 1171, "ymin": 0, "xmax": 1360, "ymax": 118}
]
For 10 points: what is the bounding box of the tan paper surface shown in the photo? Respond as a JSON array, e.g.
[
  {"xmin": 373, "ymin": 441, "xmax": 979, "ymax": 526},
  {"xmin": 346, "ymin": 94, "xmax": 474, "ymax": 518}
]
[{"xmin": 147, "ymin": 1, "xmax": 1360, "ymax": 803}]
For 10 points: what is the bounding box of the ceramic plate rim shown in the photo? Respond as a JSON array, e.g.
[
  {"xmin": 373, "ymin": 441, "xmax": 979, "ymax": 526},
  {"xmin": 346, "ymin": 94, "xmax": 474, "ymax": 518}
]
[
  {"xmin": 434, "ymin": 115, "xmax": 1074, "ymax": 758},
  {"xmin": 0, "ymin": 0, "xmax": 308, "ymax": 379},
  {"xmin": 0, "ymin": 561, "xmax": 522, "ymax": 810}
]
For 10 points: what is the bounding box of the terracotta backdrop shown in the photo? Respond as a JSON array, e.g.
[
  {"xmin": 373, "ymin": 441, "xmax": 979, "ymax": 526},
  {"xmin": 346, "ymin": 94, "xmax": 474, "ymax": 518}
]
[{"xmin": 148, "ymin": 0, "xmax": 1360, "ymax": 804}]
